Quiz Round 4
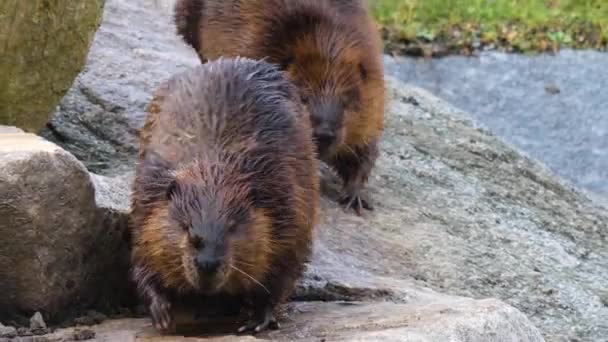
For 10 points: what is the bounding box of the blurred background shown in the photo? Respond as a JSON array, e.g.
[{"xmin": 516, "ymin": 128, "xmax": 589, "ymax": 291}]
[{"xmin": 371, "ymin": 0, "xmax": 608, "ymax": 203}]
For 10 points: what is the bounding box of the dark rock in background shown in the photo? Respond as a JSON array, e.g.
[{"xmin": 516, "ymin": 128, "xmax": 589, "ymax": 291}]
[{"xmin": 0, "ymin": 0, "xmax": 104, "ymax": 132}]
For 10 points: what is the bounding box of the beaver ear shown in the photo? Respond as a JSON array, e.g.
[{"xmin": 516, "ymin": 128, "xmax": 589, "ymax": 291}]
[
  {"xmin": 358, "ymin": 63, "xmax": 368, "ymax": 81},
  {"xmin": 139, "ymin": 150, "xmax": 177, "ymax": 204},
  {"xmin": 166, "ymin": 179, "xmax": 178, "ymax": 201}
]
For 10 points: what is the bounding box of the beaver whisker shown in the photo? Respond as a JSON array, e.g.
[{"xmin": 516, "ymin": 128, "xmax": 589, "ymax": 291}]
[
  {"xmin": 234, "ymin": 260, "xmax": 255, "ymax": 267},
  {"xmin": 229, "ymin": 264, "xmax": 270, "ymax": 294}
]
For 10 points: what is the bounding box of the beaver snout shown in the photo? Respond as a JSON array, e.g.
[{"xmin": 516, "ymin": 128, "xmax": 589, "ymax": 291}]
[
  {"xmin": 310, "ymin": 99, "xmax": 342, "ymax": 157},
  {"xmin": 314, "ymin": 127, "xmax": 336, "ymax": 156},
  {"xmin": 195, "ymin": 255, "xmax": 222, "ymax": 275},
  {"xmin": 194, "ymin": 250, "xmax": 227, "ymax": 293}
]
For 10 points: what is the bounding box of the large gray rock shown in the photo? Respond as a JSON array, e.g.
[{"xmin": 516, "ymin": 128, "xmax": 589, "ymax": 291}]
[
  {"xmin": 40, "ymin": 0, "xmax": 198, "ymax": 174},
  {"xmin": 367, "ymin": 81, "xmax": 607, "ymax": 341},
  {"xmin": 0, "ymin": 0, "xmax": 104, "ymax": 132},
  {"xmin": 0, "ymin": 129, "xmax": 131, "ymax": 322}
]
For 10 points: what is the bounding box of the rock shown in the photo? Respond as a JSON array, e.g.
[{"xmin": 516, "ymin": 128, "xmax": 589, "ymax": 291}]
[
  {"xmin": 0, "ymin": 131, "xmax": 131, "ymax": 322},
  {"xmin": 29, "ymin": 313, "xmax": 46, "ymax": 332},
  {"xmin": 40, "ymin": 0, "xmax": 198, "ymax": 174},
  {"xmin": 72, "ymin": 328, "xmax": 95, "ymax": 341},
  {"xmin": 35, "ymin": 0, "xmax": 608, "ymax": 340},
  {"xmin": 16, "ymin": 327, "xmax": 32, "ymax": 337},
  {"xmin": 0, "ymin": 323, "xmax": 17, "ymax": 338},
  {"xmin": 29, "ymin": 313, "xmax": 47, "ymax": 331},
  {"xmin": 74, "ymin": 311, "xmax": 107, "ymax": 326},
  {"xmin": 0, "ymin": 0, "xmax": 105, "ymax": 132},
  {"xmin": 33, "ymin": 299, "xmax": 544, "ymax": 341},
  {"xmin": 360, "ymin": 80, "xmax": 608, "ymax": 341}
]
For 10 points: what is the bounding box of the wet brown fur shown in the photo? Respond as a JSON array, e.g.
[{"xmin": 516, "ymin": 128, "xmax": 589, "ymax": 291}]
[
  {"xmin": 129, "ymin": 57, "xmax": 319, "ymax": 333},
  {"xmin": 173, "ymin": 0, "xmax": 384, "ymax": 213}
]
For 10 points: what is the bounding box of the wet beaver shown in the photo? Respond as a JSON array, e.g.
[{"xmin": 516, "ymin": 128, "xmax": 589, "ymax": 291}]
[
  {"xmin": 173, "ymin": 0, "xmax": 385, "ymax": 214},
  {"xmin": 129, "ymin": 57, "xmax": 319, "ymax": 334}
]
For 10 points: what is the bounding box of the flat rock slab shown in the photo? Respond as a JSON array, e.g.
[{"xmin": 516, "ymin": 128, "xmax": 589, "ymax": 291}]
[
  {"xmin": 384, "ymin": 51, "xmax": 608, "ymax": 199},
  {"xmin": 39, "ymin": 299, "xmax": 543, "ymax": 342}
]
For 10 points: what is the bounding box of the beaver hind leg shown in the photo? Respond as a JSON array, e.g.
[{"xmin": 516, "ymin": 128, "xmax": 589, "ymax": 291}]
[{"xmin": 339, "ymin": 189, "xmax": 373, "ymax": 214}]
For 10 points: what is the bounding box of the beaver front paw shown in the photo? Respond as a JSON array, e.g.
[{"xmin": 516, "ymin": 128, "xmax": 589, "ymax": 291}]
[
  {"xmin": 237, "ymin": 307, "xmax": 280, "ymax": 334},
  {"xmin": 339, "ymin": 189, "xmax": 373, "ymax": 215},
  {"xmin": 149, "ymin": 295, "xmax": 175, "ymax": 334}
]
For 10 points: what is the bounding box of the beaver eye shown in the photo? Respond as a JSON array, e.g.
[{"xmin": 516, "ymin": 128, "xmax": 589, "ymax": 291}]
[
  {"xmin": 227, "ymin": 222, "xmax": 239, "ymax": 233},
  {"xmin": 343, "ymin": 88, "xmax": 361, "ymax": 107},
  {"xmin": 278, "ymin": 57, "xmax": 294, "ymax": 71},
  {"xmin": 359, "ymin": 63, "xmax": 368, "ymax": 81},
  {"xmin": 166, "ymin": 180, "xmax": 178, "ymax": 200}
]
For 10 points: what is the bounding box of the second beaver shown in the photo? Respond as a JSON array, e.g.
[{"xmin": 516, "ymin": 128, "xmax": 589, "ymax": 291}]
[
  {"xmin": 173, "ymin": 0, "xmax": 385, "ymax": 214},
  {"xmin": 129, "ymin": 57, "xmax": 319, "ymax": 334}
]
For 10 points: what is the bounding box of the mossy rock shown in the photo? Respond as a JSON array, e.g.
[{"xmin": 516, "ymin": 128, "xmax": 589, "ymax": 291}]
[{"xmin": 0, "ymin": 0, "xmax": 104, "ymax": 132}]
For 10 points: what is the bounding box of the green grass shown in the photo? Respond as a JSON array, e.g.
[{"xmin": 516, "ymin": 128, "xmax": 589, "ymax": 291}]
[{"xmin": 370, "ymin": 0, "xmax": 608, "ymax": 56}]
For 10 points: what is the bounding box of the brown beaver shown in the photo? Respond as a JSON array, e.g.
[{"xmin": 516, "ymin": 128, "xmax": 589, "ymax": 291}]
[
  {"xmin": 173, "ymin": 0, "xmax": 385, "ymax": 215},
  {"xmin": 129, "ymin": 57, "xmax": 319, "ymax": 334}
]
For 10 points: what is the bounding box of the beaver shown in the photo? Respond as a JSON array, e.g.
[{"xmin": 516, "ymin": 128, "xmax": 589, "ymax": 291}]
[
  {"xmin": 129, "ymin": 57, "xmax": 319, "ymax": 334},
  {"xmin": 173, "ymin": 0, "xmax": 385, "ymax": 215}
]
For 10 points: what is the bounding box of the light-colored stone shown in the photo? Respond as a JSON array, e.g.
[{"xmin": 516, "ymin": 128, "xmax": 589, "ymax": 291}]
[
  {"xmin": 30, "ymin": 312, "xmax": 46, "ymax": 330},
  {"xmin": 0, "ymin": 323, "xmax": 17, "ymax": 338},
  {"xmin": 0, "ymin": 131, "xmax": 130, "ymax": 321},
  {"xmin": 0, "ymin": 0, "xmax": 104, "ymax": 132}
]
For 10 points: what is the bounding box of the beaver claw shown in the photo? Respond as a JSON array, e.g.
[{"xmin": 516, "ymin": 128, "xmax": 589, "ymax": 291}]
[
  {"xmin": 149, "ymin": 296, "xmax": 174, "ymax": 334},
  {"xmin": 237, "ymin": 309, "xmax": 280, "ymax": 334},
  {"xmin": 339, "ymin": 190, "xmax": 373, "ymax": 215}
]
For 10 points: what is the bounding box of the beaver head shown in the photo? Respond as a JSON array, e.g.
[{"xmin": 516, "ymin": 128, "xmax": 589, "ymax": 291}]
[
  {"xmin": 263, "ymin": 5, "xmax": 379, "ymax": 159},
  {"xmin": 171, "ymin": 164, "xmax": 273, "ymax": 295},
  {"xmin": 139, "ymin": 151, "xmax": 274, "ymax": 295}
]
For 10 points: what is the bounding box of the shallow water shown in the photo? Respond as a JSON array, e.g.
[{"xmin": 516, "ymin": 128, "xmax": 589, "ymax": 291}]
[{"xmin": 385, "ymin": 50, "xmax": 608, "ymax": 200}]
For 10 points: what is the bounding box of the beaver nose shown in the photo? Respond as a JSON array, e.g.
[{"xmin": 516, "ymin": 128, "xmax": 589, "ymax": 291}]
[
  {"xmin": 195, "ymin": 256, "xmax": 221, "ymax": 274},
  {"xmin": 315, "ymin": 129, "xmax": 335, "ymax": 150}
]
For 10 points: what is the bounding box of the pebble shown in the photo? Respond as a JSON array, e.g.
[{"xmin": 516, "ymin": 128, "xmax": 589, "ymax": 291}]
[
  {"xmin": 29, "ymin": 312, "xmax": 46, "ymax": 331},
  {"xmin": 73, "ymin": 328, "xmax": 96, "ymax": 341},
  {"xmin": 0, "ymin": 323, "xmax": 17, "ymax": 338}
]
